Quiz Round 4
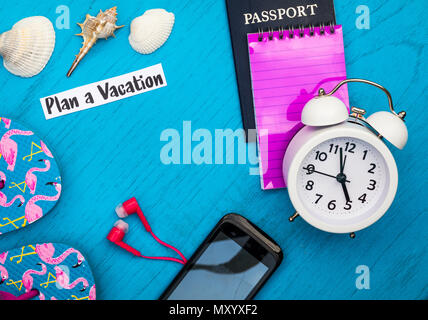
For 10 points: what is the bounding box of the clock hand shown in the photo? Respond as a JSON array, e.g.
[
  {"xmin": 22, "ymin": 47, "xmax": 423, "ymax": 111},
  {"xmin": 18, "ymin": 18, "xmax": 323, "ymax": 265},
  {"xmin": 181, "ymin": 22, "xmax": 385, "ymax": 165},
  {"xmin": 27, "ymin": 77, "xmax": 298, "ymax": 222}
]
[
  {"xmin": 338, "ymin": 148, "xmax": 351, "ymax": 202},
  {"xmin": 340, "ymin": 147, "xmax": 344, "ymax": 174},
  {"xmin": 341, "ymin": 180, "xmax": 351, "ymax": 203},
  {"xmin": 303, "ymin": 165, "xmax": 351, "ymax": 183}
]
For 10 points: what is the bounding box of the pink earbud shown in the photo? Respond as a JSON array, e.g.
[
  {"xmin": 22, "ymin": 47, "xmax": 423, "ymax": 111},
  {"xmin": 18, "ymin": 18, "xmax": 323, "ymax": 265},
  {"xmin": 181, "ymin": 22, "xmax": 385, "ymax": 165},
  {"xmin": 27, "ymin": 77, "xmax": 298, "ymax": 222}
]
[
  {"xmin": 107, "ymin": 220, "xmax": 142, "ymax": 257},
  {"xmin": 115, "ymin": 197, "xmax": 151, "ymax": 232}
]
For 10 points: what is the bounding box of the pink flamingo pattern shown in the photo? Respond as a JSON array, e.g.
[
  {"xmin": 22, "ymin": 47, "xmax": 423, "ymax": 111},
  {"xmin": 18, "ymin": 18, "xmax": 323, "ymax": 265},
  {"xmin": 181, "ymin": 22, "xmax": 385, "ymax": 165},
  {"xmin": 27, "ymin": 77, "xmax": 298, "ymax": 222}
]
[
  {"xmin": 25, "ymin": 159, "xmax": 51, "ymax": 194},
  {"xmin": 40, "ymin": 141, "xmax": 54, "ymax": 158},
  {"xmin": 0, "ymin": 129, "xmax": 34, "ymax": 171},
  {"xmin": 0, "ymin": 251, "xmax": 7, "ymax": 265},
  {"xmin": 0, "ymin": 251, "xmax": 8, "ymax": 284},
  {"xmin": 0, "ymin": 244, "xmax": 96, "ymax": 300},
  {"xmin": 22, "ymin": 263, "xmax": 47, "ymax": 292},
  {"xmin": 1, "ymin": 118, "xmax": 11, "ymax": 129},
  {"xmin": 25, "ymin": 182, "xmax": 61, "ymax": 224},
  {"xmin": 54, "ymin": 266, "xmax": 89, "ymax": 292},
  {"xmin": 37, "ymin": 292, "xmax": 58, "ymax": 300},
  {"xmin": 0, "ymin": 252, "xmax": 7, "ymax": 284},
  {"xmin": 0, "ymin": 170, "xmax": 25, "ymax": 208},
  {"xmin": 0, "ymin": 194, "xmax": 25, "ymax": 208},
  {"xmin": 0, "ymin": 250, "xmax": 9, "ymax": 286},
  {"xmin": 0, "ymin": 118, "xmax": 61, "ymax": 236},
  {"xmin": 0, "ymin": 170, "xmax": 5, "ymax": 189},
  {"xmin": 89, "ymin": 285, "xmax": 96, "ymax": 300},
  {"xmin": 0, "ymin": 265, "xmax": 8, "ymax": 285},
  {"xmin": 36, "ymin": 243, "xmax": 85, "ymax": 268}
]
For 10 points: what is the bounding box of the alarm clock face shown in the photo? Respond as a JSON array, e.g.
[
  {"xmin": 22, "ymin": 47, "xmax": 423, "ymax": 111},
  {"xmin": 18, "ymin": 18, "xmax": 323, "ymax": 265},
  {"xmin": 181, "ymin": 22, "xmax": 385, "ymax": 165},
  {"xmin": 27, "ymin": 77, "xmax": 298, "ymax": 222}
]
[{"xmin": 296, "ymin": 136, "xmax": 392, "ymax": 230}]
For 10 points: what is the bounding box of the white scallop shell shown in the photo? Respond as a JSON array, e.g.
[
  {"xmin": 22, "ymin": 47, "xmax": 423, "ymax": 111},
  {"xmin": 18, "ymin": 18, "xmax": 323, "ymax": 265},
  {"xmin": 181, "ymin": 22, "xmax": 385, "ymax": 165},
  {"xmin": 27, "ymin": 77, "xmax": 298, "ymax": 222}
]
[
  {"xmin": 0, "ymin": 16, "xmax": 55, "ymax": 78},
  {"xmin": 129, "ymin": 9, "xmax": 175, "ymax": 55}
]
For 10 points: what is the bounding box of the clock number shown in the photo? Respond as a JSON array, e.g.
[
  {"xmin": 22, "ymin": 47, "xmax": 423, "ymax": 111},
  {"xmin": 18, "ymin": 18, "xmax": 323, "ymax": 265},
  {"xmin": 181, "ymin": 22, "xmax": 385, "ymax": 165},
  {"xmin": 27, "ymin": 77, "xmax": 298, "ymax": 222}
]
[
  {"xmin": 304, "ymin": 164, "xmax": 315, "ymax": 175},
  {"xmin": 363, "ymin": 150, "xmax": 368, "ymax": 161},
  {"xmin": 344, "ymin": 201, "xmax": 353, "ymax": 211},
  {"xmin": 368, "ymin": 180, "xmax": 377, "ymax": 191},
  {"xmin": 329, "ymin": 144, "xmax": 339, "ymax": 154},
  {"xmin": 328, "ymin": 200, "xmax": 337, "ymax": 210},
  {"xmin": 345, "ymin": 142, "xmax": 356, "ymax": 153},
  {"xmin": 315, "ymin": 151, "xmax": 328, "ymax": 162},
  {"xmin": 315, "ymin": 194, "xmax": 323, "ymax": 204},
  {"xmin": 306, "ymin": 180, "xmax": 314, "ymax": 191},
  {"xmin": 358, "ymin": 193, "xmax": 368, "ymax": 203},
  {"xmin": 368, "ymin": 163, "xmax": 376, "ymax": 174}
]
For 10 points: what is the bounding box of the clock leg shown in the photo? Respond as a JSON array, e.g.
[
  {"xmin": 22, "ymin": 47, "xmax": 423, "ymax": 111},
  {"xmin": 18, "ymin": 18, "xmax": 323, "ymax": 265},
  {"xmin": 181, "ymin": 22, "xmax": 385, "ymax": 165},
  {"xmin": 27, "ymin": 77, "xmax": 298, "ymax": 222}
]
[
  {"xmin": 350, "ymin": 232, "xmax": 356, "ymax": 239},
  {"xmin": 289, "ymin": 212, "xmax": 300, "ymax": 222}
]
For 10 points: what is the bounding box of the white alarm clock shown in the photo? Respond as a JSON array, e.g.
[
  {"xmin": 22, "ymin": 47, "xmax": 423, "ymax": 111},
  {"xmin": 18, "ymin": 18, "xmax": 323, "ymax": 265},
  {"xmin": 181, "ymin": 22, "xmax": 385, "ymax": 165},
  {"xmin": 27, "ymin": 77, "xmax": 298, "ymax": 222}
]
[{"xmin": 283, "ymin": 79, "xmax": 408, "ymax": 237}]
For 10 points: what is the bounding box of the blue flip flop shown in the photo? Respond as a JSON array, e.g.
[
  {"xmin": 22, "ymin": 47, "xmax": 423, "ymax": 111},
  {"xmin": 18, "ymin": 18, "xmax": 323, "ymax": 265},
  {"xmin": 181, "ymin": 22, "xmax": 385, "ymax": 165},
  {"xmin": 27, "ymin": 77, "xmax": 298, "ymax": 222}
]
[
  {"xmin": 0, "ymin": 116, "xmax": 61, "ymax": 235},
  {"xmin": 0, "ymin": 243, "xmax": 96, "ymax": 300}
]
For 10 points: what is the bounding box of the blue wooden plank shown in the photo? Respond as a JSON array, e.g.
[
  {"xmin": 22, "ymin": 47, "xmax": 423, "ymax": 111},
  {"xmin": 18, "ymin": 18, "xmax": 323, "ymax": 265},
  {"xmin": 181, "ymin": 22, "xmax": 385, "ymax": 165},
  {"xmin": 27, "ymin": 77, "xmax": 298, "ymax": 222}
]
[{"xmin": 0, "ymin": 0, "xmax": 426, "ymax": 300}]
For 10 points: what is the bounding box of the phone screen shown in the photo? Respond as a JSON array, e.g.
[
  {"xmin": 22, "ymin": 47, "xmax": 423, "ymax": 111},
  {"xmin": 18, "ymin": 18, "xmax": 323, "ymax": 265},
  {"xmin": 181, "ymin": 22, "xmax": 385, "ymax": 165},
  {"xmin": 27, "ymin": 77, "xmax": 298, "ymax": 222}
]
[{"xmin": 163, "ymin": 222, "xmax": 278, "ymax": 300}]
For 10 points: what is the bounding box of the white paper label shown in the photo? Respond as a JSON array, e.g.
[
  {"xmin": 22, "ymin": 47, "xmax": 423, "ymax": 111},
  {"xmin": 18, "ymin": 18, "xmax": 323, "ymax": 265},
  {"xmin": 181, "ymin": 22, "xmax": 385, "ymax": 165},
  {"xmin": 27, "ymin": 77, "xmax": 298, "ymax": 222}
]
[{"xmin": 40, "ymin": 64, "xmax": 167, "ymax": 120}]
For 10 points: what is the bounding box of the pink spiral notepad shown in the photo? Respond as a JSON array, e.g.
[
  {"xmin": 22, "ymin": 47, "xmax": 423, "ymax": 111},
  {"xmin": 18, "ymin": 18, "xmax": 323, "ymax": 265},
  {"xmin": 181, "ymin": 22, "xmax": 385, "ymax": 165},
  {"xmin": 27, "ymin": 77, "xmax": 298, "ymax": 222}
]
[{"xmin": 248, "ymin": 25, "xmax": 349, "ymax": 190}]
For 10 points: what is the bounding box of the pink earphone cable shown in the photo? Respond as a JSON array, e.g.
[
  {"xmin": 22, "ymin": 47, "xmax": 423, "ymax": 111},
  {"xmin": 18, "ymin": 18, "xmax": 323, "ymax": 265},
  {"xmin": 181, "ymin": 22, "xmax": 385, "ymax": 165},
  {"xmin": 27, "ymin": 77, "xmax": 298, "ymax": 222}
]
[
  {"xmin": 137, "ymin": 254, "xmax": 186, "ymax": 265},
  {"xmin": 149, "ymin": 231, "xmax": 187, "ymax": 264}
]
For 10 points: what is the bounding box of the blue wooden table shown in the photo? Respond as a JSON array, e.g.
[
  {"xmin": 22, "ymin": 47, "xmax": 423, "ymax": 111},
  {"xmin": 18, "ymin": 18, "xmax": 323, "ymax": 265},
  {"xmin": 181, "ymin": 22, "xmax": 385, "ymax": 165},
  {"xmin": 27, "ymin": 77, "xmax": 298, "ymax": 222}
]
[{"xmin": 0, "ymin": 0, "xmax": 426, "ymax": 300}]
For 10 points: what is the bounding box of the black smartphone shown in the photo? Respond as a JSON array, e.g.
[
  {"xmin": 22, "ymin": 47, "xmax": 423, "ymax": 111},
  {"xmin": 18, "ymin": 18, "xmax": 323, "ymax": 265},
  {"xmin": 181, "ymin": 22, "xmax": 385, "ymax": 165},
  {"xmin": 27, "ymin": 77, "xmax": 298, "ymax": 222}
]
[{"xmin": 160, "ymin": 214, "xmax": 283, "ymax": 300}]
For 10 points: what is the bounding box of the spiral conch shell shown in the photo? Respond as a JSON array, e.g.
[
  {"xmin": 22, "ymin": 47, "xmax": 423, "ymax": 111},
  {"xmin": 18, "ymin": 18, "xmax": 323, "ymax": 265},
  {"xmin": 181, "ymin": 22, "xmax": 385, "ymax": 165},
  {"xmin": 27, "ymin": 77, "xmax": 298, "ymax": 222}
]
[
  {"xmin": 0, "ymin": 16, "xmax": 55, "ymax": 78},
  {"xmin": 67, "ymin": 7, "xmax": 124, "ymax": 77},
  {"xmin": 129, "ymin": 9, "xmax": 175, "ymax": 55}
]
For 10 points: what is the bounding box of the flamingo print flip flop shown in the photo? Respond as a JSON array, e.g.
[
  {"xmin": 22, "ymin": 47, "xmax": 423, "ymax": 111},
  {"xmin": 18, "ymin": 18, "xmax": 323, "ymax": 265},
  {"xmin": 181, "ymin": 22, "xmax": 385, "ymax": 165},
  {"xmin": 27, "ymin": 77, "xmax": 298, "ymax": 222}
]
[
  {"xmin": 0, "ymin": 243, "xmax": 96, "ymax": 300},
  {"xmin": 0, "ymin": 116, "xmax": 61, "ymax": 235}
]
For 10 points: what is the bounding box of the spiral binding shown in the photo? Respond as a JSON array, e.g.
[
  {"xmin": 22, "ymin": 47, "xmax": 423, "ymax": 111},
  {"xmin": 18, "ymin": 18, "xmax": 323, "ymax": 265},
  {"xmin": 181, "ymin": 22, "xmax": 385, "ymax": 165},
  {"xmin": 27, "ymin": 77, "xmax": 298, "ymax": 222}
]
[{"xmin": 257, "ymin": 22, "xmax": 336, "ymax": 41}]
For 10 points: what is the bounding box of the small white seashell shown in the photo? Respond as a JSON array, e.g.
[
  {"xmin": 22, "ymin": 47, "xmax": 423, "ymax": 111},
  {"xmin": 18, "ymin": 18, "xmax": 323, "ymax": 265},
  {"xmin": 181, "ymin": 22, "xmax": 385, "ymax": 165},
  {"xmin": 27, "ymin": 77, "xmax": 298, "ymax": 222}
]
[
  {"xmin": 0, "ymin": 16, "xmax": 55, "ymax": 78},
  {"xmin": 129, "ymin": 9, "xmax": 175, "ymax": 55}
]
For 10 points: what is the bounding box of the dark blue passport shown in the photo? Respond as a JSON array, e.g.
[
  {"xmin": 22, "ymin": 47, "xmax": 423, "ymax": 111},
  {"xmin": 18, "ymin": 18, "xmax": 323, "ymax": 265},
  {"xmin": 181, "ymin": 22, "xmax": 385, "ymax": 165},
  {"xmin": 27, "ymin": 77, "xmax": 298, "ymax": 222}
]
[{"xmin": 225, "ymin": 0, "xmax": 336, "ymax": 139}]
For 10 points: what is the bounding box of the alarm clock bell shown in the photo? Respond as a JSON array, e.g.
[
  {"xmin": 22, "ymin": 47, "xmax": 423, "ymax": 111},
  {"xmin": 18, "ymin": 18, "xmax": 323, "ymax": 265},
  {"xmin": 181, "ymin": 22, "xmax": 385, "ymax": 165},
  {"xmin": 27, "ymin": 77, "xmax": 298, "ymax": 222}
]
[
  {"xmin": 302, "ymin": 78, "xmax": 408, "ymax": 149},
  {"xmin": 301, "ymin": 93, "xmax": 349, "ymax": 127},
  {"xmin": 366, "ymin": 111, "xmax": 408, "ymax": 150}
]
